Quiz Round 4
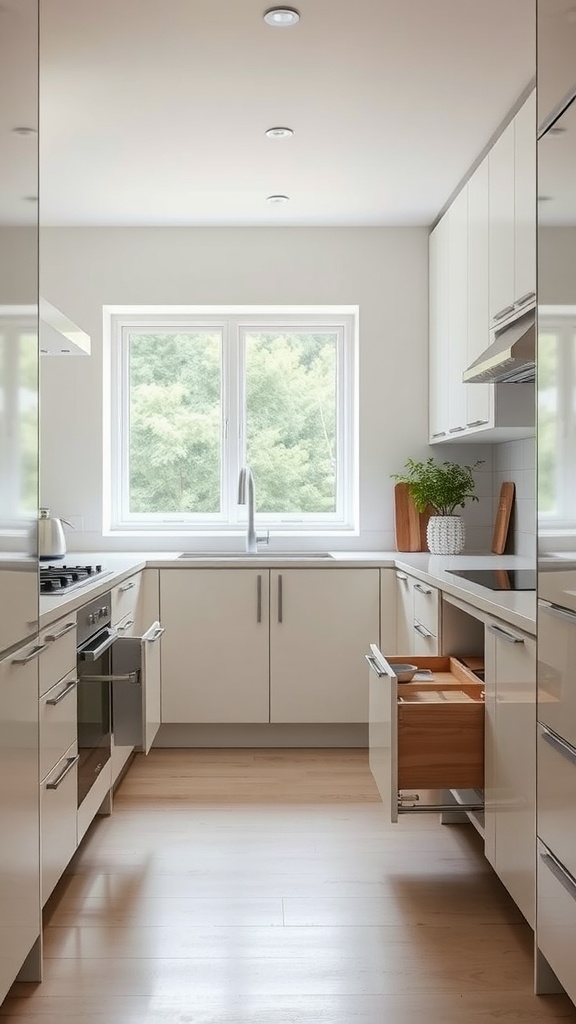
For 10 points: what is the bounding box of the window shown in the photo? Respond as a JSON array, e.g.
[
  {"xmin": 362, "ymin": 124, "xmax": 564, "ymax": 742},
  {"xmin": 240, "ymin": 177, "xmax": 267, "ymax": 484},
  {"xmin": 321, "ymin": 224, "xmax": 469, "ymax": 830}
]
[
  {"xmin": 105, "ymin": 307, "xmax": 358, "ymax": 534},
  {"xmin": 0, "ymin": 313, "xmax": 38, "ymax": 529},
  {"xmin": 538, "ymin": 310, "xmax": 576, "ymax": 529}
]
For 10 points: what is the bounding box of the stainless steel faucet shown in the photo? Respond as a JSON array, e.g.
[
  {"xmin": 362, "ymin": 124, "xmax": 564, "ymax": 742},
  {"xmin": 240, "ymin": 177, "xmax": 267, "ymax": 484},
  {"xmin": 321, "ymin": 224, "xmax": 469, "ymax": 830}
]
[{"xmin": 237, "ymin": 466, "xmax": 269, "ymax": 554}]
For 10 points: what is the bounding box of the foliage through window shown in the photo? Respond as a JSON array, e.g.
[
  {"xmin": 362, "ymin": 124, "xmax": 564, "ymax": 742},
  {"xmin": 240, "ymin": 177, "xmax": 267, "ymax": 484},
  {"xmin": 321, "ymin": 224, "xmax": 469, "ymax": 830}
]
[{"xmin": 106, "ymin": 309, "xmax": 357, "ymax": 533}]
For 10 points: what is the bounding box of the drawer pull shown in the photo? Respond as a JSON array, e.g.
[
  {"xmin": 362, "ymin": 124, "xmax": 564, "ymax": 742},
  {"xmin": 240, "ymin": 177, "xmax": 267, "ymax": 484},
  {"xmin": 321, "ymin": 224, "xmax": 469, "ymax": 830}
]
[
  {"xmin": 541, "ymin": 603, "xmax": 576, "ymax": 627},
  {"xmin": 396, "ymin": 573, "xmax": 409, "ymax": 581},
  {"xmin": 116, "ymin": 619, "xmax": 135, "ymax": 632},
  {"xmin": 492, "ymin": 303, "xmax": 516, "ymax": 322},
  {"xmin": 414, "ymin": 621, "xmax": 434, "ymax": 639},
  {"xmin": 488, "ymin": 623, "xmax": 524, "ymax": 644},
  {"xmin": 46, "ymin": 755, "xmax": 80, "ymax": 791},
  {"xmin": 541, "ymin": 849, "xmax": 576, "ymax": 902},
  {"xmin": 82, "ymin": 672, "xmax": 139, "ymax": 684},
  {"xmin": 12, "ymin": 643, "xmax": 49, "ymax": 665},
  {"xmin": 146, "ymin": 625, "xmax": 165, "ymax": 644},
  {"xmin": 365, "ymin": 654, "xmax": 390, "ymax": 678},
  {"xmin": 119, "ymin": 580, "xmax": 136, "ymax": 592},
  {"xmin": 45, "ymin": 622, "xmax": 75, "ymax": 642},
  {"xmin": 431, "ymin": 431, "xmax": 447, "ymax": 438},
  {"xmin": 467, "ymin": 419, "xmax": 489, "ymax": 427},
  {"xmin": 541, "ymin": 727, "xmax": 576, "ymax": 767},
  {"xmin": 514, "ymin": 291, "xmax": 536, "ymax": 309},
  {"xmin": 448, "ymin": 426, "xmax": 465, "ymax": 433},
  {"xmin": 414, "ymin": 583, "xmax": 432, "ymax": 595},
  {"xmin": 46, "ymin": 678, "xmax": 78, "ymax": 706}
]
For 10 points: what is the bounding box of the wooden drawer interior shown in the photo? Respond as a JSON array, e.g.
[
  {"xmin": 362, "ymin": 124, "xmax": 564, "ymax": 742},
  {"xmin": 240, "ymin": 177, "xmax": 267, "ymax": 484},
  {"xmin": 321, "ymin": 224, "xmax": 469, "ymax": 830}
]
[{"xmin": 389, "ymin": 656, "xmax": 484, "ymax": 790}]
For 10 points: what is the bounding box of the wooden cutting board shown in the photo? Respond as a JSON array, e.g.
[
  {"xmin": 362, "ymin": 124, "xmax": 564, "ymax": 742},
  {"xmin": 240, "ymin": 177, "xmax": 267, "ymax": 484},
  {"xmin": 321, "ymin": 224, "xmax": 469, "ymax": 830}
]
[
  {"xmin": 492, "ymin": 482, "xmax": 515, "ymax": 554},
  {"xmin": 394, "ymin": 483, "xmax": 432, "ymax": 552}
]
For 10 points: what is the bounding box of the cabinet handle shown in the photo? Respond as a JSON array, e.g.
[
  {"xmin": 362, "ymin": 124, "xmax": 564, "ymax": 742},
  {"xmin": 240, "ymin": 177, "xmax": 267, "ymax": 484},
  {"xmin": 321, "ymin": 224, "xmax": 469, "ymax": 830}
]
[
  {"xmin": 492, "ymin": 303, "xmax": 516, "ymax": 322},
  {"xmin": 46, "ymin": 755, "xmax": 80, "ymax": 790},
  {"xmin": 46, "ymin": 678, "xmax": 78, "ymax": 706},
  {"xmin": 514, "ymin": 291, "xmax": 536, "ymax": 309},
  {"xmin": 81, "ymin": 672, "xmax": 139, "ymax": 683},
  {"xmin": 256, "ymin": 575, "xmax": 262, "ymax": 623},
  {"xmin": 116, "ymin": 619, "xmax": 135, "ymax": 632},
  {"xmin": 448, "ymin": 426, "xmax": 465, "ymax": 433},
  {"xmin": 365, "ymin": 654, "xmax": 390, "ymax": 678},
  {"xmin": 541, "ymin": 727, "xmax": 576, "ymax": 767},
  {"xmin": 541, "ymin": 602, "xmax": 576, "ymax": 627},
  {"xmin": 119, "ymin": 580, "xmax": 136, "ymax": 592},
  {"xmin": 12, "ymin": 643, "xmax": 49, "ymax": 665},
  {"xmin": 431, "ymin": 431, "xmax": 447, "ymax": 438},
  {"xmin": 414, "ymin": 621, "xmax": 434, "ymax": 638},
  {"xmin": 541, "ymin": 849, "xmax": 576, "ymax": 903},
  {"xmin": 278, "ymin": 574, "xmax": 283, "ymax": 623},
  {"xmin": 146, "ymin": 625, "xmax": 165, "ymax": 644},
  {"xmin": 414, "ymin": 583, "xmax": 432, "ymax": 595},
  {"xmin": 466, "ymin": 419, "xmax": 489, "ymax": 427},
  {"xmin": 45, "ymin": 621, "xmax": 75, "ymax": 642},
  {"xmin": 396, "ymin": 572, "xmax": 408, "ymax": 581},
  {"xmin": 488, "ymin": 623, "xmax": 524, "ymax": 644}
]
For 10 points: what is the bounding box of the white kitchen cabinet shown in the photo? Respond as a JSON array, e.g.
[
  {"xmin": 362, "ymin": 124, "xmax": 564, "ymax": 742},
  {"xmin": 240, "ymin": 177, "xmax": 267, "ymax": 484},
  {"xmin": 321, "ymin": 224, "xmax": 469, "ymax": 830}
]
[
  {"xmin": 446, "ymin": 186, "xmax": 468, "ymax": 435},
  {"xmin": 394, "ymin": 571, "xmax": 440, "ymax": 656},
  {"xmin": 40, "ymin": 741, "xmax": 78, "ymax": 905},
  {"xmin": 514, "ymin": 90, "xmax": 537, "ymax": 308},
  {"xmin": 466, "ymin": 155, "xmax": 492, "ymax": 431},
  {"xmin": 269, "ymin": 569, "xmax": 379, "ymax": 723},
  {"xmin": 111, "ymin": 572, "xmax": 142, "ymax": 633},
  {"xmin": 428, "ymin": 214, "xmax": 450, "ymax": 441},
  {"xmin": 488, "ymin": 120, "xmax": 516, "ymax": 324},
  {"xmin": 0, "ymin": 641, "xmax": 41, "ymax": 1003},
  {"xmin": 484, "ymin": 616, "xmax": 536, "ymax": 927},
  {"xmin": 160, "ymin": 569, "xmax": 270, "ymax": 723},
  {"xmin": 380, "ymin": 569, "xmax": 397, "ymax": 655}
]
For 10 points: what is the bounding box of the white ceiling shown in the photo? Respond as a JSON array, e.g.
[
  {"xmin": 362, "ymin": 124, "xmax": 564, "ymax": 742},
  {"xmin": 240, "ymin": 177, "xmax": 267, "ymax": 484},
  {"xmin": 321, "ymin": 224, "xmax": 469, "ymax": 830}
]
[{"xmin": 4, "ymin": 0, "xmax": 537, "ymax": 227}]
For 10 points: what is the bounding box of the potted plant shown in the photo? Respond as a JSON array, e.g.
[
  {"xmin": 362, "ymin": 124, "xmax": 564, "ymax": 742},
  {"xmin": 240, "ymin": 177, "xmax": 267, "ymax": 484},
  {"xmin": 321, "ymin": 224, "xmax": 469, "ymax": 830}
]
[{"xmin": 391, "ymin": 457, "xmax": 483, "ymax": 554}]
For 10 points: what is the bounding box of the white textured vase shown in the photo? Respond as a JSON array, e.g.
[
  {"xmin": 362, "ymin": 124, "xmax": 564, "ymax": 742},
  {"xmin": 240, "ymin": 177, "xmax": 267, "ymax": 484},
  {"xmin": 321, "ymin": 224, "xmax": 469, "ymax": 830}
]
[{"xmin": 426, "ymin": 515, "xmax": 465, "ymax": 555}]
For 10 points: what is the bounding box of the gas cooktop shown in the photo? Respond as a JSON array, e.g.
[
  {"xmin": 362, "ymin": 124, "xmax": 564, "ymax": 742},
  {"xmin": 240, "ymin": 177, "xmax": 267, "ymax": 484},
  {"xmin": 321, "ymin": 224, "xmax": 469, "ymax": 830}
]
[
  {"xmin": 446, "ymin": 568, "xmax": 536, "ymax": 591},
  {"xmin": 40, "ymin": 563, "xmax": 112, "ymax": 594}
]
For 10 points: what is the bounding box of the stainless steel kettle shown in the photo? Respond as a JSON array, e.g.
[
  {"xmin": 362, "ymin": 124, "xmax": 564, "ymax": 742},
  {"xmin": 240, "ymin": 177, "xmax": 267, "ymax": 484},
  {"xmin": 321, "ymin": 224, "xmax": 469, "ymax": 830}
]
[{"xmin": 38, "ymin": 508, "xmax": 71, "ymax": 560}]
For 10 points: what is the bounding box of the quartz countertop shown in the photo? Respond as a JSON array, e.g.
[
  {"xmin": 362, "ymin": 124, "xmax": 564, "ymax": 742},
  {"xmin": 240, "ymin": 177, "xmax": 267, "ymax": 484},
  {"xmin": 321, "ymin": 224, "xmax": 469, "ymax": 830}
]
[{"xmin": 38, "ymin": 550, "xmax": 536, "ymax": 634}]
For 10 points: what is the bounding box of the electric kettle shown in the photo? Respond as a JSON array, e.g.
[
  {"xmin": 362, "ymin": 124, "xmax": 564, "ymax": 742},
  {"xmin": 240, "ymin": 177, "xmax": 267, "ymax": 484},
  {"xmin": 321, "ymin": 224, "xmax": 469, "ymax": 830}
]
[{"xmin": 38, "ymin": 509, "xmax": 72, "ymax": 560}]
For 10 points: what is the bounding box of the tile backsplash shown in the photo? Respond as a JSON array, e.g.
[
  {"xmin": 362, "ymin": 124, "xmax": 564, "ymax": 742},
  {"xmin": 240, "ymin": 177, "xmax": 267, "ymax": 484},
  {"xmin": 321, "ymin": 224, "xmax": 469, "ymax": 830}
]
[{"xmin": 493, "ymin": 438, "xmax": 536, "ymax": 558}]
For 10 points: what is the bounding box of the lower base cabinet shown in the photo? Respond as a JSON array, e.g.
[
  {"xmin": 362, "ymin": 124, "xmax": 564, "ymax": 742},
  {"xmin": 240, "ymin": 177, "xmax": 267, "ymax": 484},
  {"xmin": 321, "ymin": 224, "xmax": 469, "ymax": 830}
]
[
  {"xmin": 537, "ymin": 840, "xmax": 576, "ymax": 1007},
  {"xmin": 40, "ymin": 742, "xmax": 78, "ymax": 906}
]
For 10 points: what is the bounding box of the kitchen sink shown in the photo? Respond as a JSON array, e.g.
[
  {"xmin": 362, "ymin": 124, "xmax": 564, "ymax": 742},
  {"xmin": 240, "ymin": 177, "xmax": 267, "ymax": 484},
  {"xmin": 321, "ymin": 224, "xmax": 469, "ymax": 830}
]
[{"xmin": 178, "ymin": 552, "xmax": 335, "ymax": 560}]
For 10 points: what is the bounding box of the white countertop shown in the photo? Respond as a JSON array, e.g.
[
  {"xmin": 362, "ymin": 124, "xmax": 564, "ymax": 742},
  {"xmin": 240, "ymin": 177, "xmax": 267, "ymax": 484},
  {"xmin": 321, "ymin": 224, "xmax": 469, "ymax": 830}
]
[{"xmin": 38, "ymin": 550, "xmax": 537, "ymax": 634}]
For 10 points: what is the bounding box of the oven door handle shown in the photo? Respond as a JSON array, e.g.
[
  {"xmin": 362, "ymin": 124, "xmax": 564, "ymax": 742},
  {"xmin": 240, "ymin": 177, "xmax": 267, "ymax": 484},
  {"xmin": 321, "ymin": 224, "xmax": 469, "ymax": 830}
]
[
  {"xmin": 81, "ymin": 672, "xmax": 139, "ymax": 683},
  {"xmin": 78, "ymin": 626, "xmax": 118, "ymax": 661}
]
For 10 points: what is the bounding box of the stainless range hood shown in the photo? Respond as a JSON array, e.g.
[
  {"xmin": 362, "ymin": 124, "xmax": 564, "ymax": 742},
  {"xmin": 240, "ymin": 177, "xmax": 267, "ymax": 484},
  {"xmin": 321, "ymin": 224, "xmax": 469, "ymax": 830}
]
[{"xmin": 463, "ymin": 306, "xmax": 535, "ymax": 384}]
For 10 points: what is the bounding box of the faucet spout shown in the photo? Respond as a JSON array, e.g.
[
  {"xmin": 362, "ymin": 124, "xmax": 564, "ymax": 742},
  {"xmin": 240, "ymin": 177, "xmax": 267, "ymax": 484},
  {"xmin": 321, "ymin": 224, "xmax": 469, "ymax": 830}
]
[{"xmin": 237, "ymin": 466, "xmax": 257, "ymax": 554}]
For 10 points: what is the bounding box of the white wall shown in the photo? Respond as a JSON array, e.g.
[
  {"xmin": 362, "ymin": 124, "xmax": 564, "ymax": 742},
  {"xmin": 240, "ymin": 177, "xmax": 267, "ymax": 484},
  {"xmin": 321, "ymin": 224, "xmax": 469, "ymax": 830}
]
[
  {"xmin": 39, "ymin": 226, "xmax": 493, "ymax": 552},
  {"xmin": 493, "ymin": 438, "xmax": 536, "ymax": 558}
]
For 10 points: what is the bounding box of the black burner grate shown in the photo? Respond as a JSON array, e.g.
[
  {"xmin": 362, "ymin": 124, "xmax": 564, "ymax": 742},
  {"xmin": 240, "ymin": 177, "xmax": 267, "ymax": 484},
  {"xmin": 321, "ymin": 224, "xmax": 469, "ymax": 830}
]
[{"xmin": 40, "ymin": 564, "xmax": 106, "ymax": 594}]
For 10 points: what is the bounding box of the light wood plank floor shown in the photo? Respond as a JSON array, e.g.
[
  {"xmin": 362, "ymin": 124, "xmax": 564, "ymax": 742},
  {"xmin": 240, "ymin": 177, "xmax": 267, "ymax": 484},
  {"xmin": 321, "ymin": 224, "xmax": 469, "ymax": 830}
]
[{"xmin": 2, "ymin": 748, "xmax": 576, "ymax": 1023}]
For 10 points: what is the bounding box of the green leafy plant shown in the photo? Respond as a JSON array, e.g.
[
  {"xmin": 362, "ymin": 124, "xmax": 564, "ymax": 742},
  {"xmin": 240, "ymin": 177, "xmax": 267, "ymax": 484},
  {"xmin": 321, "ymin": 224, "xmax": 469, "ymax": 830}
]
[{"xmin": 391, "ymin": 457, "xmax": 484, "ymax": 516}]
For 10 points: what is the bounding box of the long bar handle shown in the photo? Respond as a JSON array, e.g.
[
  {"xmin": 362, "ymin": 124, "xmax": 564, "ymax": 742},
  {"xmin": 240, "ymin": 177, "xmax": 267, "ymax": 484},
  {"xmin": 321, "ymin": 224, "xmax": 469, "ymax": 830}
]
[
  {"xmin": 414, "ymin": 621, "xmax": 433, "ymax": 638},
  {"xmin": 46, "ymin": 755, "xmax": 80, "ymax": 791},
  {"xmin": 492, "ymin": 303, "xmax": 516, "ymax": 322},
  {"xmin": 364, "ymin": 654, "xmax": 389, "ymax": 678},
  {"xmin": 79, "ymin": 627, "xmax": 118, "ymax": 661},
  {"xmin": 414, "ymin": 583, "xmax": 432, "ymax": 595},
  {"xmin": 488, "ymin": 623, "xmax": 524, "ymax": 644},
  {"xmin": 467, "ymin": 419, "xmax": 489, "ymax": 427},
  {"xmin": 119, "ymin": 580, "xmax": 136, "ymax": 592},
  {"xmin": 146, "ymin": 625, "xmax": 165, "ymax": 643},
  {"xmin": 449, "ymin": 426, "xmax": 465, "ymax": 433},
  {"xmin": 46, "ymin": 678, "xmax": 78, "ymax": 706},
  {"xmin": 278, "ymin": 574, "xmax": 283, "ymax": 623},
  {"xmin": 541, "ymin": 726, "xmax": 576, "ymax": 767},
  {"xmin": 396, "ymin": 572, "xmax": 408, "ymax": 581},
  {"xmin": 116, "ymin": 619, "xmax": 134, "ymax": 632},
  {"xmin": 256, "ymin": 575, "xmax": 262, "ymax": 623},
  {"xmin": 514, "ymin": 290, "xmax": 536, "ymax": 309},
  {"xmin": 541, "ymin": 850, "xmax": 576, "ymax": 902},
  {"xmin": 45, "ymin": 622, "xmax": 75, "ymax": 642},
  {"xmin": 81, "ymin": 671, "xmax": 139, "ymax": 683},
  {"xmin": 12, "ymin": 643, "xmax": 49, "ymax": 665}
]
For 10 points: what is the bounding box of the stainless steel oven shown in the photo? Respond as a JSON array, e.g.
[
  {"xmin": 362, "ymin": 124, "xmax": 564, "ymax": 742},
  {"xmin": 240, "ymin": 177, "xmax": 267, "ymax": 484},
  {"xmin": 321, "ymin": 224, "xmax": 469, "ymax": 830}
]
[{"xmin": 76, "ymin": 592, "xmax": 115, "ymax": 807}]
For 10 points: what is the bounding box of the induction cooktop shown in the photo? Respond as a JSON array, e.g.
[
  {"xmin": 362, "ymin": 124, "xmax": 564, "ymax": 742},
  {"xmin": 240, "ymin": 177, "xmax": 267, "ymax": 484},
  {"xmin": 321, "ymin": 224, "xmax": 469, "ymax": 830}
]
[{"xmin": 446, "ymin": 569, "xmax": 536, "ymax": 591}]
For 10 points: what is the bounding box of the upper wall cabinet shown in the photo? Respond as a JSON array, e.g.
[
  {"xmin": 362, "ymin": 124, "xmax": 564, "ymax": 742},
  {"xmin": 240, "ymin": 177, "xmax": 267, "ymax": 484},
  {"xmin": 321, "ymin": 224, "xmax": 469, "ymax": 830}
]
[{"xmin": 429, "ymin": 91, "xmax": 536, "ymax": 445}]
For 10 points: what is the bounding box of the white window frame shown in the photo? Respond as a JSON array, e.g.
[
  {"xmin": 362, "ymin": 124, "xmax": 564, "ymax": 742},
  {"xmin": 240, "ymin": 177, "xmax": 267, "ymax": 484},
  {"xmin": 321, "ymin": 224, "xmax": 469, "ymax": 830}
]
[
  {"xmin": 103, "ymin": 305, "xmax": 359, "ymax": 536},
  {"xmin": 538, "ymin": 307, "xmax": 576, "ymax": 532}
]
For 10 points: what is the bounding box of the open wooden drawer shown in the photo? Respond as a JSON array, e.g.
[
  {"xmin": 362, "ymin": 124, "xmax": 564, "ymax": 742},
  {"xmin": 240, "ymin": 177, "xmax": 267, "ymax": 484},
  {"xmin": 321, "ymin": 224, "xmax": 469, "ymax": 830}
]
[{"xmin": 366, "ymin": 644, "xmax": 484, "ymax": 822}]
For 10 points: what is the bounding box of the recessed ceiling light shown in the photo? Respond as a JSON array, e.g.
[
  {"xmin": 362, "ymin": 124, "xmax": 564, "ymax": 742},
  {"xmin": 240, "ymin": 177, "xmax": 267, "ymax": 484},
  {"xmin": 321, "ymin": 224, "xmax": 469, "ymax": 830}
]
[
  {"xmin": 12, "ymin": 126, "xmax": 37, "ymax": 136},
  {"xmin": 266, "ymin": 194, "xmax": 290, "ymax": 204},
  {"xmin": 265, "ymin": 126, "xmax": 294, "ymax": 139},
  {"xmin": 264, "ymin": 7, "xmax": 300, "ymax": 27}
]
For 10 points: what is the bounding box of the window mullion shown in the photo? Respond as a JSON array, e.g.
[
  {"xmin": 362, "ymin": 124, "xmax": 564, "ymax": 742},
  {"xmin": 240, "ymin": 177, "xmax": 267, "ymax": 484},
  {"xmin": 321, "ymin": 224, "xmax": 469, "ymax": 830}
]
[{"xmin": 226, "ymin": 318, "xmax": 243, "ymax": 525}]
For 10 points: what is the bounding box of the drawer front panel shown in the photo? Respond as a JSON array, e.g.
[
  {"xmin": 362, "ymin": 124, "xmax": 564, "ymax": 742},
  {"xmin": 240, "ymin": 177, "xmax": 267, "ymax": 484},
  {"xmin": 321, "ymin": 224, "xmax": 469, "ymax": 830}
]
[
  {"xmin": 538, "ymin": 724, "xmax": 576, "ymax": 881},
  {"xmin": 39, "ymin": 669, "xmax": 78, "ymax": 781},
  {"xmin": 537, "ymin": 841, "xmax": 576, "ymax": 1007},
  {"xmin": 413, "ymin": 582, "xmax": 439, "ymax": 635},
  {"xmin": 398, "ymin": 700, "xmax": 484, "ymax": 789},
  {"xmin": 39, "ymin": 615, "xmax": 76, "ymax": 697},
  {"xmin": 111, "ymin": 574, "xmax": 142, "ymax": 628},
  {"xmin": 538, "ymin": 601, "xmax": 576, "ymax": 750},
  {"xmin": 40, "ymin": 742, "xmax": 78, "ymax": 906}
]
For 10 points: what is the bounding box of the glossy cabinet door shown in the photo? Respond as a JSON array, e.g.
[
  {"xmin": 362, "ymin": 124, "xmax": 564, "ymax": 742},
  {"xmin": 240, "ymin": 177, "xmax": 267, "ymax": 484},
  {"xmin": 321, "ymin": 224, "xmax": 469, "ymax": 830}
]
[
  {"xmin": 446, "ymin": 186, "xmax": 468, "ymax": 435},
  {"xmin": 0, "ymin": 642, "xmax": 40, "ymax": 1002},
  {"xmin": 270, "ymin": 569, "xmax": 380, "ymax": 723},
  {"xmin": 428, "ymin": 216, "xmax": 450, "ymax": 442},
  {"xmin": 466, "ymin": 156, "xmax": 492, "ymax": 430},
  {"xmin": 514, "ymin": 89, "xmax": 537, "ymax": 309},
  {"xmin": 489, "ymin": 122, "xmax": 516, "ymax": 323},
  {"xmin": 160, "ymin": 569, "xmax": 270, "ymax": 723},
  {"xmin": 484, "ymin": 617, "xmax": 536, "ymax": 927}
]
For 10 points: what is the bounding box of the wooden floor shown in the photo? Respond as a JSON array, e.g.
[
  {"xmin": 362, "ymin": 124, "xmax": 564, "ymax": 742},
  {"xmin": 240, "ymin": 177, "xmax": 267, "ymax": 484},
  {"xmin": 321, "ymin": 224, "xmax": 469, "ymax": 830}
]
[{"xmin": 2, "ymin": 748, "xmax": 576, "ymax": 1023}]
